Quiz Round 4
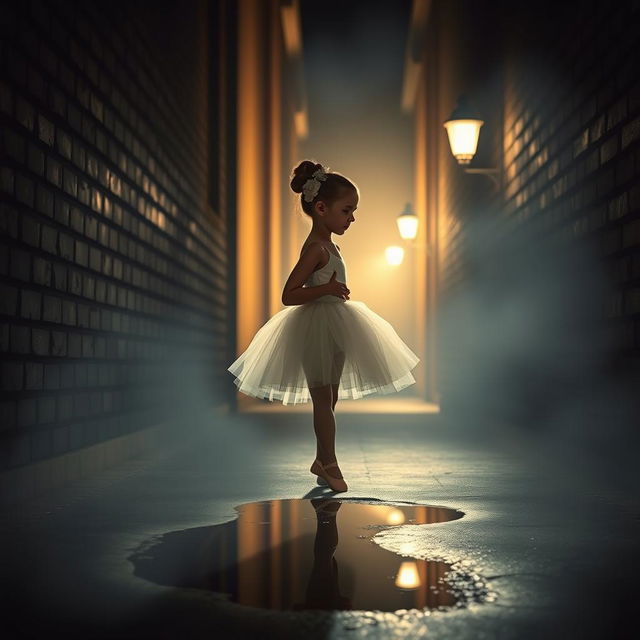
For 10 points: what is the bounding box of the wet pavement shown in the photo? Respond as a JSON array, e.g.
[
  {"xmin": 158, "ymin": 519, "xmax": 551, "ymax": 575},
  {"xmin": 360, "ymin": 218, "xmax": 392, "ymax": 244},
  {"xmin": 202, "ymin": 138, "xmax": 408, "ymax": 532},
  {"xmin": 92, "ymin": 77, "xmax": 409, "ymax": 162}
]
[{"xmin": 1, "ymin": 402, "xmax": 638, "ymax": 639}]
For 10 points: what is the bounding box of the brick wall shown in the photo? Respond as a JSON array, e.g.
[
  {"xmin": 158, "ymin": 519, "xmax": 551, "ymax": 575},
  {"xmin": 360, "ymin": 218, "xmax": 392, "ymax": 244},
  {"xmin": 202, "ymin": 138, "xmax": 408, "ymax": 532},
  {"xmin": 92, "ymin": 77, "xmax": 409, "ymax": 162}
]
[
  {"xmin": 431, "ymin": 0, "xmax": 640, "ymax": 423},
  {"xmin": 0, "ymin": 0, "xmax": 235, "ymax": 473},
  {"xmin": 500, "ymin": 0, "xmax": 640, "ymax": 362}
]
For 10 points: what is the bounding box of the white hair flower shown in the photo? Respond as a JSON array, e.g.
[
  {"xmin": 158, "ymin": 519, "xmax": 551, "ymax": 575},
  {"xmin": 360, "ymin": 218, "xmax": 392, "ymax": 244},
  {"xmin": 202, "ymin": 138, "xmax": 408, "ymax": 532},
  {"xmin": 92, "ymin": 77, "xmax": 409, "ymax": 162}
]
[{"xmin": 302, "ymin": 168, "xmax": 328, "ymax": 202}]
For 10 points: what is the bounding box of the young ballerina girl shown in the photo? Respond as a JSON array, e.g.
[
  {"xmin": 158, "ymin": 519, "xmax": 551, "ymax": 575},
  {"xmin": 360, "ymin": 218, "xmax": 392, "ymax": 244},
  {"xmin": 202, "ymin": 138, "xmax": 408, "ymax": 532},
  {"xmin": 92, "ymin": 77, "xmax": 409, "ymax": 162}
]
[{"xmin": 227, "ymin": 161, "xmax": 420, "ymax": 493}]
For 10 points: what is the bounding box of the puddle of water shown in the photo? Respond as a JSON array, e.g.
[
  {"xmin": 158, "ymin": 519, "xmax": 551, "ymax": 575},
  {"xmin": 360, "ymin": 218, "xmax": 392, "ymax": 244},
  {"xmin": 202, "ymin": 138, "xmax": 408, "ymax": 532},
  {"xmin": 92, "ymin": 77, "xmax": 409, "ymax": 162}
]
[{"xmin": 129, "ymin": 498, "xmax": 474, "ymax": 613}]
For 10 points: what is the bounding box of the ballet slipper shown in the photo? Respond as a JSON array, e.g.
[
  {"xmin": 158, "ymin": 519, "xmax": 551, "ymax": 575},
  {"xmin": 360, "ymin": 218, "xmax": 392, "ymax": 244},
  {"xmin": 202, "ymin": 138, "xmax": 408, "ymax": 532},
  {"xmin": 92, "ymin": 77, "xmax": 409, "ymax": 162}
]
[{"xmin": 310, "ymin": 458, "xmax": 348, "ymax": 492}]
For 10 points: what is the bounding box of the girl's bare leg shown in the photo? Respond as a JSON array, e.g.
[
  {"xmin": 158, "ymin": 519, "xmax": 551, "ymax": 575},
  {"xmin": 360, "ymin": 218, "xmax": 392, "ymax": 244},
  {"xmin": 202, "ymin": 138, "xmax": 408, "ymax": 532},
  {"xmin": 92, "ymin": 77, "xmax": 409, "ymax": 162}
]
[
  {"xmin": 313, "ymin": 385, "xmax": 342, "ymax": 461},
  {"xmin": 310, "ymin": 351, "xmax": 346, "ymax": 479},
  {"xmin": 310, "ymin": 384, "xmax": 338, "ymax": 468},
  {"xmin": 307, "ymin": 352, "xmax": 345, "ymax": 478},
  {"xmin": 331, "ymin": 351, "xmax": 345, "ymax": 411},
  {"xmin": 330, "ymin": 383, "xmax": 340, "ymax": 412},
  {"xmin": 310, "ymin": 385, "xmax": 344, "ymax": 481}
]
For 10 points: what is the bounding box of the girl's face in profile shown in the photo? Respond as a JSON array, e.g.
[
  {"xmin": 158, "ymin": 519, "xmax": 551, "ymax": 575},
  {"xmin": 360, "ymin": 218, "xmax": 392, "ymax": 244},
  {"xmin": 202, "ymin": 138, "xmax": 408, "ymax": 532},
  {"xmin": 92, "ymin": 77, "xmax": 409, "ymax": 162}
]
[{"xmin": 318, "ymin": 189, "xmax": 358, "ymax": 236}]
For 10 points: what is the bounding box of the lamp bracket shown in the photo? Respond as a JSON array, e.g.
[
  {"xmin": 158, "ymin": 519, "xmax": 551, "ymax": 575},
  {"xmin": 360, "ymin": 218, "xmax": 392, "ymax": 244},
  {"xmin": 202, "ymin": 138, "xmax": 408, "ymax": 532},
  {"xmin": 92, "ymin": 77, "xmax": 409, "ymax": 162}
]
[{"xmin": 462, "ymin": 167, "xmax": 501, "ymax": 189}]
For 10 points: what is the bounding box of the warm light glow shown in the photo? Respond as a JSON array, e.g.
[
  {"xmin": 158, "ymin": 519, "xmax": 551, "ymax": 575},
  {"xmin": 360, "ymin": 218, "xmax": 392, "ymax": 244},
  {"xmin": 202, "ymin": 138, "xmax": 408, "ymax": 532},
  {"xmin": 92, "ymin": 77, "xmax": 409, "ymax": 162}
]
[
  {"xmin": 443, "ymin": 118, "xmax": 484, "ymax": 165},
  {"xmin": 395, "ymin": 561, "xmax": 421, "ymax": 589},
  {"xmin": 237, "ymin": 4, "xmax": 264, "ymax": 355},
  {"xmin": 280, "ymin": 1, "xmax": 302, "ymax": 57},
  {"xmin": 386, "ymin": 508, "xmax": 406, "ymax": 525},
  {"xmin": 294, "ymin": 110, "xmax": 308, "ymax": 139},
  {"xmin": 385, "ymin": 246, "xmax": 404, "ymax": 265},
  {"xmin": 396, "ymin": 202, "xmax": 418, "ymax": 239}
]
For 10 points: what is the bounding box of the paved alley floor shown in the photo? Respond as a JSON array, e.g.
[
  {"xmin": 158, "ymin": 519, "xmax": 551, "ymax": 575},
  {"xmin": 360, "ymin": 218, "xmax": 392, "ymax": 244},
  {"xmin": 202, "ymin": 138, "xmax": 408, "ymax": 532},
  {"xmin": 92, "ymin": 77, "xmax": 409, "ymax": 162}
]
[{"xmin": 1, "ymin": 401, "xmax": 638, "ymax": 639}]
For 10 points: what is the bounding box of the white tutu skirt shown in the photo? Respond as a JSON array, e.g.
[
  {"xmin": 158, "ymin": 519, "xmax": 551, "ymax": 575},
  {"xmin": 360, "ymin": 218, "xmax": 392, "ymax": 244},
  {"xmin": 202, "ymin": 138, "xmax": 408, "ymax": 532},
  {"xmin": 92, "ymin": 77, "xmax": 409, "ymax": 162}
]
[{"xmin": 227, "ymin": 299, "xmax": 420, "ymax": 405}]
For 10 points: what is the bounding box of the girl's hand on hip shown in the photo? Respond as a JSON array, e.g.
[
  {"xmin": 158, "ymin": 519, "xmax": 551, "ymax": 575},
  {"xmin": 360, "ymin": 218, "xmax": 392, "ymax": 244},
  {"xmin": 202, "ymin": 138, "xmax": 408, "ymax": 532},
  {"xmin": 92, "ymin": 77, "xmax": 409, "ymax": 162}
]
[{"xmin": 326, "ymin": 271, "xmax": 350, "ymax": 300}]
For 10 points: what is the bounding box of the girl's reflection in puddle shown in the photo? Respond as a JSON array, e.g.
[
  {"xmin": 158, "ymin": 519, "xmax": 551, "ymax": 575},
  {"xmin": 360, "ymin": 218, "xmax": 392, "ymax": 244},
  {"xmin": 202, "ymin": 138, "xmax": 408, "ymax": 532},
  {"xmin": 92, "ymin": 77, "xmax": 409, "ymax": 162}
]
[{"xmin": 293, "ymin": 499, "xmax": 352, "ymax": 611}]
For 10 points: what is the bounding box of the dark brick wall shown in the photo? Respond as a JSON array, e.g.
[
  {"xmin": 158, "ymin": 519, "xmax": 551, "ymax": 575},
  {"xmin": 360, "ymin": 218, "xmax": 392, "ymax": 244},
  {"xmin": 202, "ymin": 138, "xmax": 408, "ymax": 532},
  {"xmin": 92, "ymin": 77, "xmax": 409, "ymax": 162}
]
[
  {"xmin": 0, "ymin": 0, "xmax": 235, "ymax": 470},
  {"xmin": 433, "ymin": 0, "xmax": 640, "ymax": 423},
  {"xmin": 499, "ymin": 0, "xmax": 640, "ymax": 360}
]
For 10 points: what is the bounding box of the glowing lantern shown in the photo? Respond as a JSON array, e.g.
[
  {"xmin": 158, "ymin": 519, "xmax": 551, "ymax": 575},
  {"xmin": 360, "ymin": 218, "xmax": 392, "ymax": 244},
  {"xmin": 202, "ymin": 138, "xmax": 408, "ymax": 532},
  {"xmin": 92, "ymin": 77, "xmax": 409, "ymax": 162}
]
[
  {"xmin": 443, "ymin": 95, "xmax": 484, "ymax": 165},
  {"xmin": 396, "ymin": 202, "xmax": 418, "ymax": 240}
]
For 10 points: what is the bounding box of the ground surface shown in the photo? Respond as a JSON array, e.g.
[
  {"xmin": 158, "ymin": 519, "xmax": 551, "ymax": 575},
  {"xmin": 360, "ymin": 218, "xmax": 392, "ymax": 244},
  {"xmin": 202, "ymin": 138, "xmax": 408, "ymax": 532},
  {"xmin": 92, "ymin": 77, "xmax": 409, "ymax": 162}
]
[{"xmin": 1, "ymin": 399, "xmax": 638, "ymax": 639}]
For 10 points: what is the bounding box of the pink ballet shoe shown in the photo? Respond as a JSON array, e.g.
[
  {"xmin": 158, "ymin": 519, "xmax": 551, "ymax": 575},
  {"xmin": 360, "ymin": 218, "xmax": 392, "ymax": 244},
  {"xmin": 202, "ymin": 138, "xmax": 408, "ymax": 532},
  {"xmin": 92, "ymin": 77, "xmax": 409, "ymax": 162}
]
[
  {"xmin": 310, "ymin": 458, "xmax": 348, "ymax": 493},
  {"xmin": 311, "ymin": 458, "xmax": 327, "ymax": 485}
]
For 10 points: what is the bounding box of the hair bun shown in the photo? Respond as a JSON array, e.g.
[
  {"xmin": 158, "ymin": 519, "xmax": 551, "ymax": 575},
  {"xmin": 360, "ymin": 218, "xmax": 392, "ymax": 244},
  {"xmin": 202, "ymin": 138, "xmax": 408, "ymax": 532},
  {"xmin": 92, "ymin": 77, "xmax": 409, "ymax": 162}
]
[{"xmin": 290, "ymin": 160, "xmax": 324, "ymax": 193}]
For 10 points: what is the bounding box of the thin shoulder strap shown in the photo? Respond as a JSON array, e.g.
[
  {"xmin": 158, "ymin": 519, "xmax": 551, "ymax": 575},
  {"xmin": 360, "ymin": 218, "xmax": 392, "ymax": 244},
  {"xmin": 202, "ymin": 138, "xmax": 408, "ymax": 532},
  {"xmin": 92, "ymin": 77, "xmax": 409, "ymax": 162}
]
[
  {"xmin": 309, "ymin": 241, "xmax": 330, "ymax": 256},
  {"xmin": 301, "ymin": 242, "xmax": 330, "ymax": 260}
]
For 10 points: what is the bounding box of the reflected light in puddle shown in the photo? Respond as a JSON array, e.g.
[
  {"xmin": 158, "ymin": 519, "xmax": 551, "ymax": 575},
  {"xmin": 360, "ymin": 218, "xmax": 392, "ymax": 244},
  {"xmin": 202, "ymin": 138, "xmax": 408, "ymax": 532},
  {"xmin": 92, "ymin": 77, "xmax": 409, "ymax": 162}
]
[
  {"xmin": 128, "ymin": 498, "xmax": 487, "ymax": 613},
  {"xmin": 395, "ymin": 561, "xmax": 421, "ymax": 590},
  {"xmin": 386, "ymin": 508, "xmax": 406, "ymax": 525}
]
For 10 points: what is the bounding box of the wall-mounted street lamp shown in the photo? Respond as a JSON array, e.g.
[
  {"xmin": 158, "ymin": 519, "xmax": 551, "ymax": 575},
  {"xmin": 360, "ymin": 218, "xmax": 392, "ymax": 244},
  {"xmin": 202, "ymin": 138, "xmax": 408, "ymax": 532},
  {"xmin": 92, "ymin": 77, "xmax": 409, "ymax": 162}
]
[
  {"xmin": 385, "ymin": 202, "xmax": 432, "ymax": 266},
  {"xmin": 443, "ymin": 94, "xmax": 501, "ymax": 190},
  {"xmin": 396, "ymin": 202, "xmax": 419, "ymax": 239}
]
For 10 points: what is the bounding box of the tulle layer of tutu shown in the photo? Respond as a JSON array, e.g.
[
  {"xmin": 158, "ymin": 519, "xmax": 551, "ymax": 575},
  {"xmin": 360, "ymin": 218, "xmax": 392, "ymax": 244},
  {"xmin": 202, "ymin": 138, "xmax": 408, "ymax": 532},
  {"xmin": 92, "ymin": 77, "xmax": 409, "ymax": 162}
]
[{"xmin": 227, "ymin": 299, "xmax": 420, "ymax": 405}]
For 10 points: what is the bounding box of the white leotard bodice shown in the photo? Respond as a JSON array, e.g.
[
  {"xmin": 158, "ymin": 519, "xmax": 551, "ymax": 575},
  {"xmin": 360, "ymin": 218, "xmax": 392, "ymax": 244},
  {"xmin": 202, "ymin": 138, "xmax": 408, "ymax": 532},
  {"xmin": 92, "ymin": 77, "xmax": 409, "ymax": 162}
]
[{"xmin": 304, "ymin": 244, "xmax": 348, "ymax": 303}]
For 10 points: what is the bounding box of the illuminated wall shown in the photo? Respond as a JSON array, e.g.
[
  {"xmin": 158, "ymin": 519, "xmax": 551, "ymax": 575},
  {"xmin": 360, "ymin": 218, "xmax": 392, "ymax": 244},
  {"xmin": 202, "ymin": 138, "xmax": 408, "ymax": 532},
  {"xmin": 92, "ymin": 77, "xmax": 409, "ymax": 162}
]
[
  {"xmin": 235, "ymin": 0, "xmax": 304, "ymax": 363},
  {"xmin": 234, "ymin": 0, "xmax": 322, "ymax": 413}
]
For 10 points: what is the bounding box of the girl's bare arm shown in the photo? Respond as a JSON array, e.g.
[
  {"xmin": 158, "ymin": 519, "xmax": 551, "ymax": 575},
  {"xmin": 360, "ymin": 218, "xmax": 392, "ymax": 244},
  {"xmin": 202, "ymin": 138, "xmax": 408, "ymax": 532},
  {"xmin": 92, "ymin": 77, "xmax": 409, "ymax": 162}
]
[{"xmin": 282, "ymin": 243, "xmax": 330, "ymax": 306}]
